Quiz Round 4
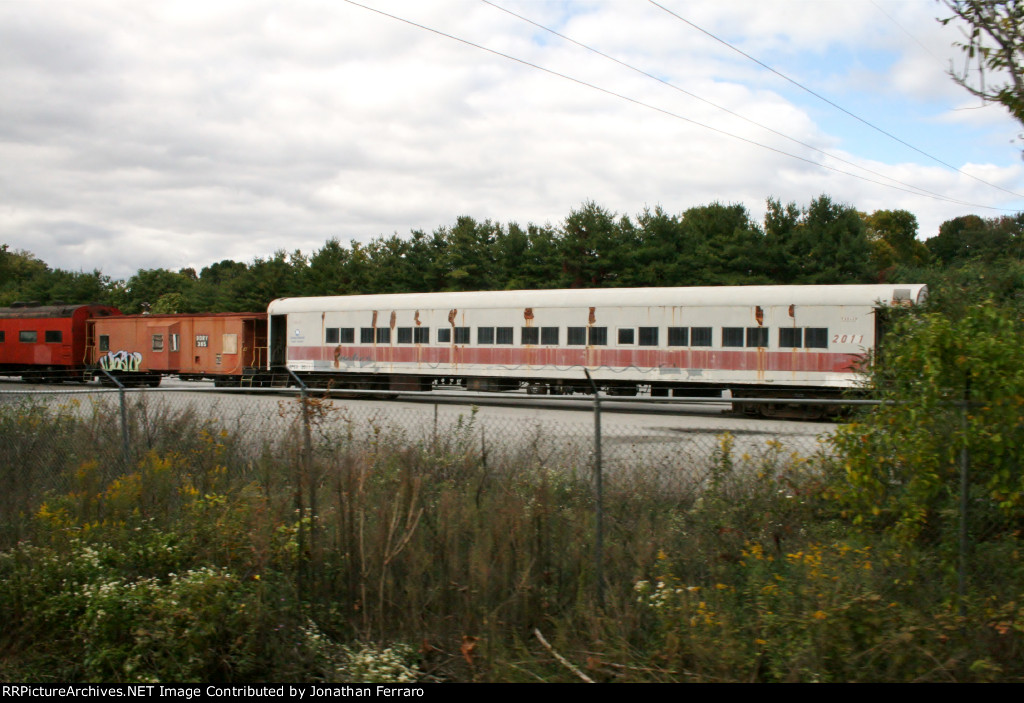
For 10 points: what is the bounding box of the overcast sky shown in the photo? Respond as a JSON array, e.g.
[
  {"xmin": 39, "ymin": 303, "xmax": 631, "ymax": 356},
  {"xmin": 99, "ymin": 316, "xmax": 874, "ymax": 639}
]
[{"xmin": 2, "ymin": 0, "xmax": 1023, "ymax": 281}]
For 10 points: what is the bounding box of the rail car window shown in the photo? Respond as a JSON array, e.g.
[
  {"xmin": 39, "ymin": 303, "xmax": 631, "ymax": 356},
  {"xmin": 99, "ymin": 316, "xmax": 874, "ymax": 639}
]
[
  {"xmin": 152, "ymin": 334, "xmax": 164, "ymax": 351},
  {"xmin": 541, "ymin": 327, "xmax": 559, "ymax": 345},
  {"xmin": 668, "ymin": 327, "xmax": 688, "ymax": 346},
  {"xmin": 805, "ymin": 328, "xmax": 829, "ymax": 348},
  {"xmin": 567, "ymin": 327, "xmax": 586, "ymax": 345},
  {"xmin": 376, "ymin": 328, "xmax": 390, "ymax": 344},
  {"xmin": 99, "ymin": 335, "xmax": 109, "ymax": 351},
  {"xmin": 722, "ymin": 327, "xmax": 744, "ymax": 347},
  {"xmin": 45, "ymin": 330, "xmax": 62, "ymax": 343},
  {"xmin": 746, "ymin": 327, "xmax": 769, "ymax": 348},
  {"xmin": 437, "ymin": 328, "xmax": 451, "ymax": 343},
  {"xmin": 360, "ymin": 328, "xmax": 374, "ymax": 344},
  {"xmin": 327, "ymin": 328, "xmax": 355, "ymax": 344},
  {"xmin": 496, "ymin": 327, "xmax": 513, "ymax": 344},
  {"xmin": 618, "ymin": 328, "xmax": 635, "ymax": 345},
  {"xmin": 639, "ymin": 327, "xmax": 659, "ymax": 346},
  {"xmin": 477, "ymin": 327, "xmax": 495, "ymax": 345},
  {"xmin": 171, "ymin": 334, "xmax": 181, "ymax": 352},
  {"xmin": 779, "ymin": 328, "xmax": 802, "ymax": 348},
  {"xmin": 691, "ymin": 327, "xmax": 712, "ymax": 346},
  {"xmin": 521, "ymin": 327, "xmax": 539, "ymax": 345},
  {"xmin": 19, "ymin": 331, "xmax": 36, "ymax": 343},
  {"xmin": 588, "ymin": 327, "xmax": 608, "ymax": 346},
  {"xmin": 397, "ymin": 327, "xmax": 412, "ymax": 344},
  {"xmin": 454, "ymin": 327, "xmax": 470, "ymax": 344},
  {"xmin": 0, "ymin": 331, "xmax": 4, "ymax": 343},
  {"xmin": 414, "ymin": 327, "xmax": 429, "ymax": 344}
]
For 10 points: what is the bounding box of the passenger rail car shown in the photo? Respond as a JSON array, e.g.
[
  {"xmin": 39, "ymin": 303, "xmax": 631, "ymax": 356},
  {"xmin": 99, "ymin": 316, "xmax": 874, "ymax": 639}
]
[
  {"xmin": 267, "ymin": 285, "xmax": 927, "ymax": 410},
  {"xmin": 0, "ymin": 303, "xmax": 121, "ymax": 380}
]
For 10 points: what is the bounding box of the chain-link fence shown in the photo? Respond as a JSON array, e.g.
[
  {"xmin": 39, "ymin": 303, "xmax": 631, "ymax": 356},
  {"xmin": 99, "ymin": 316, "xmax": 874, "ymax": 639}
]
[
  {"xmin": 1, "ymin": 377, "xmax": 1018, "ymax": 681},
  {"xmin": 0, "ymin": 380, "xmax": 986, "ymax": 584}
]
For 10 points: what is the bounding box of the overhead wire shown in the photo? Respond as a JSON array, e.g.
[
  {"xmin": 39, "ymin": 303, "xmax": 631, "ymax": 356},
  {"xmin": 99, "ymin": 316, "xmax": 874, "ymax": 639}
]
[
  {"xmin": 868, "ymin": 0, "xmax": 995, "ymax": 114},
  {"xmin": 868, "ymin": 0, "xmax": 944, "ymax": 63},
  {"xmin": 341, "ymin": 0, "xmax": 1016, "ymax": 210},
  {"xmin": 648, "ymin": 0, "xmax": 1024, "ymax": 200},
  {"xmin": 482, "ymin": 0, "xmax": 980, "ymax": 207}
]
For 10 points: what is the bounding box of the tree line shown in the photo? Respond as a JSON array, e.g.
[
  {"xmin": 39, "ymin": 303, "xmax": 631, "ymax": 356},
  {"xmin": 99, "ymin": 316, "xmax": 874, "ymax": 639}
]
[{"xmin": 1, "ymin": 194, "xmax": 1022, "ymax": 314}]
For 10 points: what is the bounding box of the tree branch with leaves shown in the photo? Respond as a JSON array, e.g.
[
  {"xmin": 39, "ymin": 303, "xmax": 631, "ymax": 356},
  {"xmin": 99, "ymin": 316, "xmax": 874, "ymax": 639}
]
[{"xmin": 942, "ymin": 1, "xmax": 1024, "ymax": 126}]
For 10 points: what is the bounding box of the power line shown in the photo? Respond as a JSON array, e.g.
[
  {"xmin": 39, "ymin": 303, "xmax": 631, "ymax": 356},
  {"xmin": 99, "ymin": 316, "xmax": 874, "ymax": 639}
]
[
  {"xmin": 649, "ymin": 0, "xmax": 1024, "ymax": 199},
  {"xmin": 481, "ymin": 0, "xmax": 977, "ymax": 207},
  {"xmin": 341, "ymin": 0, "xmax": 1015, "ymax": 210},
  {"xmin": 868, "ymin": 0, "xmax": 943, "ymax": 63}
]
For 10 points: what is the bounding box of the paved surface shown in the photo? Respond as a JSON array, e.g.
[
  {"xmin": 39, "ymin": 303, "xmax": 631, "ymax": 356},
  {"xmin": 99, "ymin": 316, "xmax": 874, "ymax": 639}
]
[{"xmin": 1, "ymin": 377, "xmax": 837, "ymax": 492}]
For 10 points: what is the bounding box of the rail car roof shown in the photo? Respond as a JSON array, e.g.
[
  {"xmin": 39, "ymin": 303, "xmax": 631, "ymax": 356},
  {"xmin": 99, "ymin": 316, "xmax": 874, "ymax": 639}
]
[
  {"xmin": 268, "ymin": 284, "xmax": 928, "ymax": 314},
  {"xmin": 97, "ymin": 312, "xmax": 266, "ymax": 321},
  {"xmin": 0, "ymin": 304, "xmax": 119, "ymax": 319}
]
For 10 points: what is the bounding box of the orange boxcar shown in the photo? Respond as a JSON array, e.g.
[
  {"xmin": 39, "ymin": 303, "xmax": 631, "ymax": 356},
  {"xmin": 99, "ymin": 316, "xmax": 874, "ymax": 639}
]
[{"xmin": 87, "ymin": 312, "xmax": 268, "ymax": 385}]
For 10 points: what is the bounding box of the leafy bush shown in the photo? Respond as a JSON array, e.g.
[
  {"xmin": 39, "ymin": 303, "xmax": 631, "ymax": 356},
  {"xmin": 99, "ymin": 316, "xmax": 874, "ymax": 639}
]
[
  {"xmin": 831, "ymin": 302, "xmax": 1024, "ymax": 546},
  {"xmin": 2, "ymin": 389, "xmax": 1023, "ymax": 681}
]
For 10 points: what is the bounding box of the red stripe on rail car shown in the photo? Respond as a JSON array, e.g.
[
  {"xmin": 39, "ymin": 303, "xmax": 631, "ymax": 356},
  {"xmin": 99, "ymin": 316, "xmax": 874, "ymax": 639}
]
[{"xmin": 288, "ymin": 345, "xmax": 861, "ymax": 373}]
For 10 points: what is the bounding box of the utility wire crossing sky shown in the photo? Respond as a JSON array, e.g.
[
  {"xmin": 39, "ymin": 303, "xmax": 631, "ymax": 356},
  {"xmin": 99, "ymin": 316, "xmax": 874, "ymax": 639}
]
[{"xmin": 1, "ymin": 0, "xmax": 1021, "ymax": 279}]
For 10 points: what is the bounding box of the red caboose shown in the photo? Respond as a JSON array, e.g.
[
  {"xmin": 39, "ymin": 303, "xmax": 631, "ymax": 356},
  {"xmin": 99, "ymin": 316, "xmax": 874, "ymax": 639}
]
[
  {"xmin": 0, "ymin": 303, "xmax": 121, "ymax": 380},
  {"xmin": 87, "ymin": 312, "xmax": 268, "ymax": 385}
]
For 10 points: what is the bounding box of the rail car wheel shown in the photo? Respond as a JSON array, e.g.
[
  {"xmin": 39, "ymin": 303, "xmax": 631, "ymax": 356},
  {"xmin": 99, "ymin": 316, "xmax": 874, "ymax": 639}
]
[
  {"xmin": 758, "ymin": 401, "xmax": 825, "ymax": 420},
  {"xmin": 802, "ymin": 405, "xmax": 825, "ymax": 420},
  {"xmin": 608, "ymin": 386, "xmax": 637, "ymax": 397}
]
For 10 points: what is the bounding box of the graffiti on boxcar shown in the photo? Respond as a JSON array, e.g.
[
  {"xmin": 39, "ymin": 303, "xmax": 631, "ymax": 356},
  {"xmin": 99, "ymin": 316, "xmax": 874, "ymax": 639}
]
[{"xmin": 99, "ymin": 350, "xmax": 143, "ymax": 372}]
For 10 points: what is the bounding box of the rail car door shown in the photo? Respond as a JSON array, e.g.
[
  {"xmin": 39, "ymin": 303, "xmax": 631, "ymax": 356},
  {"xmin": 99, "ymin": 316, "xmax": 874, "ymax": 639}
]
[
  {"xmin": 244, "ymin": 317, "xmax": 268, "ymax": 369},
  {"xmin": 270, "ymin": 315, "xmax": 287, "ymax": 367},
  {"xmin": 873, "ymin": 306, "xmax": 890, "ymax": 354}
]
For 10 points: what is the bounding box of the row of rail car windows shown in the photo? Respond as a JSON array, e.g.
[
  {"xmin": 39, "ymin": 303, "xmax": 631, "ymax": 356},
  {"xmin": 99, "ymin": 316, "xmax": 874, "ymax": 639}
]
[
  {"xmin": 0, "ymin": 331, "xmax": 64, "ymax": 343},
  {"xmin": 322, "ymin": 326, "xmax": 832, "ymax": 349}
]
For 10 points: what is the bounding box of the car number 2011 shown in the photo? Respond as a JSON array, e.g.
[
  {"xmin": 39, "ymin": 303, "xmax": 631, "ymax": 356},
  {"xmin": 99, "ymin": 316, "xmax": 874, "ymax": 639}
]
[{"xmin": 832, "ymin": 334, "xmax": 864, "ymax": 344}]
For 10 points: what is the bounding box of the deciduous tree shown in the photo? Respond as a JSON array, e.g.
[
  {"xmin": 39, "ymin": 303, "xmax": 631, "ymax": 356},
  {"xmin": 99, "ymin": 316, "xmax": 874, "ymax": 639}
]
[{"xmin": 942, "ymin": 1, "xmax": 1024, "ymax": 132}]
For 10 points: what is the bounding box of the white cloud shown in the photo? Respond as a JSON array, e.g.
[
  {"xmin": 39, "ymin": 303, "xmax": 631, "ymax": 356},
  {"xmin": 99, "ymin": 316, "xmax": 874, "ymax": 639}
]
[{"xmin": 0, "ymin": 0, "xmax": 1021, "ymax": 281}]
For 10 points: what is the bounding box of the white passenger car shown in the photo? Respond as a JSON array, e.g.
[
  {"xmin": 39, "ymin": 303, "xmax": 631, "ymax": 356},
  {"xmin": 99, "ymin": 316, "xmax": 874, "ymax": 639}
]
[{"xmin": 267, "ymin": 284, "xmax": 927, "ymax": 402}]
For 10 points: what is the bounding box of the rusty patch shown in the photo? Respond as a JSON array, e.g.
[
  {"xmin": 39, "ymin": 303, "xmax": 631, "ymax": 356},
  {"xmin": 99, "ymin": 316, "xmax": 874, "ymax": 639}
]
[
  {"xmin": 588, "ymin": 307, "xmax": 596, "ymax": 325},
  {"xmin": 755, "ymin": 306, "xmax": 764, "ymax": 326},
  {"xmin": 524, "ymin": 307, "xmax": 534, "ymax": 322},
  {"xmin": 390, "ymin": 310, "xmax": 396, "ymax": 329},
  {"xmin": 414, "ymin": 310, "xmax": 421, "ymax": 326},
  {"xmin": 333, "ymin": 345, "xmax": 342, "ymax": 368},
  {"xmin": 788, "ymin": 304, "xmax": 795, "ymax": 318},
  {"xmin": 448, "ymin": 309, "xmax": 457, "ymax": 325},
  {"xmin": 371, "ymin": 310, "xmax": 378, "ymax": 329}
]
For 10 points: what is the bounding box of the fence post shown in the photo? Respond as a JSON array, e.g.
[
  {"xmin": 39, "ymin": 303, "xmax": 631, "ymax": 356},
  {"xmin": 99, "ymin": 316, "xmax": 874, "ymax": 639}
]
[
  {"xmin": 287, "ymin": 369, "xmax": 315, "ymax": 597},
  {"xmin": 583, "ymin": 369, "xmax": 604, "ymax": 609},
  {"xmin": 433, "ymin": 402, "xmax": 439, "ymax": 452},
  {"xmin": 958, "ymin": 373, "xmax": 971, "ymax": 619},
  {"xmin": 99, "ymin": 369, "xmax": 131, "ymax": 470}
]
